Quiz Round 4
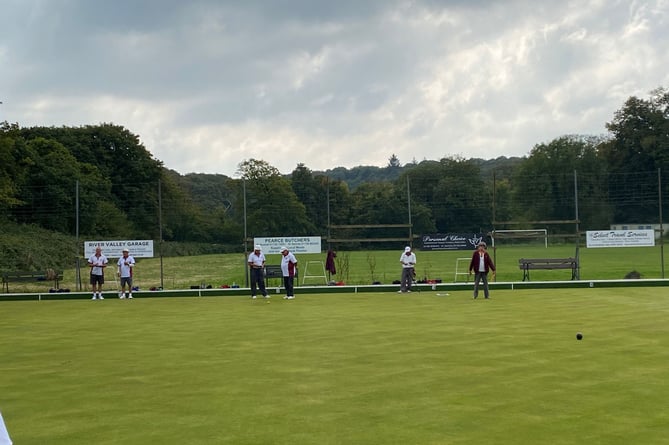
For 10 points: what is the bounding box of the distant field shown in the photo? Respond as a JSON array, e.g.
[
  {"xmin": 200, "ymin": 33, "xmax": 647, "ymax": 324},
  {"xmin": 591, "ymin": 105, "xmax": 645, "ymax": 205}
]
[
  {"xmin": 2, "ymin": 288, "xmax": 669, "ymax": 444},
  {"xmin": 4, "ymin": 245, "xmax": 668, "ymax": 293}
]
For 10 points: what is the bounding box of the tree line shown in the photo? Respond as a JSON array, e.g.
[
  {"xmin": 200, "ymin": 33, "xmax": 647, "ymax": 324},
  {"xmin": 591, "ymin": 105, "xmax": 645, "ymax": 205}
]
[{"xmin": 1, "ymin": 88, "xmax": 668, "ymax": 250}]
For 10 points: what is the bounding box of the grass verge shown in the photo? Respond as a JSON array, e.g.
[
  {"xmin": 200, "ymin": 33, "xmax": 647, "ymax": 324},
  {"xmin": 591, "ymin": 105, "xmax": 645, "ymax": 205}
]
[{"xmin": 2, "ymin": 288, "xmax": 669, "ymax": 444}]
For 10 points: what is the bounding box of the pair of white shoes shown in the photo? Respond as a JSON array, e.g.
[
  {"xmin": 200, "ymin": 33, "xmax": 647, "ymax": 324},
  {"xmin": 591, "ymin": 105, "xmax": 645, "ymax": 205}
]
[
  {"xmin": 91, "ymin": 294, "xmax": 104, "ymax": 300},
  {"xmin": 283, "ymin": 296, "xmax": 295, "ymax": 300},
  {"xmin": 251, "ymin": 295, "xmax": 270, "ymax": 299},
  {"xmin": 119, "ymin": 293, "xmax": 133, "ymax": 299}
]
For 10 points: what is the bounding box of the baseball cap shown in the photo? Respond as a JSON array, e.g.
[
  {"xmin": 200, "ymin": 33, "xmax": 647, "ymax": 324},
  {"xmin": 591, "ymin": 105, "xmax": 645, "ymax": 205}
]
[
  {"xmin": 254, "ymin": 245, "xmax": 261, "ymax": 250},
  {"xmin": 122, "ymin": 248, "xmax": 129, "ymax": 252},
  {"xmin": 280, "ymin": 246, "xmax": 288, "ymax": 252},
  {"xmin": 404, "ymin": 246, "xmax": 411, "ymax": 252}
]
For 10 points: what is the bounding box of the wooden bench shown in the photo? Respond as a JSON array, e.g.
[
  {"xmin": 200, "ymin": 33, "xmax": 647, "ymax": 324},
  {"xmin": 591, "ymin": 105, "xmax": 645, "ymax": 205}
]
[
  {"xmin": 2, "ymin": 269, "xmax": 63, "ymax": 293},
  {"xmin": 264, "ymin": 265, "xmax": 298, "ymax": 286},
  {"xmin": 518, "ymin": 258, "xmax": 577, "ymax": 281}
]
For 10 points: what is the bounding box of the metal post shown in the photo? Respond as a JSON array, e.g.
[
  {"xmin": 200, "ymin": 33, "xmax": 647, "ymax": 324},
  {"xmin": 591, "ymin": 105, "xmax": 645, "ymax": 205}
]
[
  {"xmin": 327, "ymin": 177, "xmax": 331, "ymax": 250},
  {"xmin": 158, "ymin": 179, "xmax": 164, "ymax": 289},
  {"xmin": 492, "ymin": 171, "xmax": 497, "ymax": 266},
  {"xmin": 243, "ymin": 178, "xmax": 249, "ymax": 288},
  {"xmin": 75, "ymin": 180, "xmax": 81, "ymax": 290},
  {"xmin": 659, "ymin": 168, "xmax": 664, "ymax": 278},
  {"xmin": 407, "ymin": 176, "xmax": 412, "ymax": 248},
  {"xmin": 574, "ymin": 170, "xmax": 580, "ymax": 279}
]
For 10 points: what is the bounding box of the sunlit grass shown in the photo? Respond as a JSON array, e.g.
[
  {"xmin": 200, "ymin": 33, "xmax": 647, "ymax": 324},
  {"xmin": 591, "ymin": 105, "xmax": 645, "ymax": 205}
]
[{"xmin": 2, "ymin": 287, "xmax": 669, "ymax": 444}]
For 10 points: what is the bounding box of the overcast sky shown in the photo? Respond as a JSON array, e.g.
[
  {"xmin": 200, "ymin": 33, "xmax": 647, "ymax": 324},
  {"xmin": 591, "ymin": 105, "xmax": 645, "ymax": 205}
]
[{"xmin": 1, "ymin": 1, "xmax": 668, "ymax": 177}]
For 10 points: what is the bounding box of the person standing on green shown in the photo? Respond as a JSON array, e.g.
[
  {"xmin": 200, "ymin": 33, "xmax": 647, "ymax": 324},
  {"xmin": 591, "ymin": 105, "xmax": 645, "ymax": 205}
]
[
  {"xmin": 87, "ymin": 246, "xmax": 108, "ymax": 300},
  {"xmin": 247, "ymin": 245, "xmax": 269, "ymax": 299},
  {"xmin": 469, "ymin": 241, "xmax": 496, "ymax": 299},
  {"xmin": 398, "ymin": 246, "xmax": 416, "ymax": 293},
  {"xmin": 117, "ymin": 248, "xmax": 136, "ymax": 299},
  {"xmin": 280, "ymin": 246, "xmax": 298, "ymax": 300}
]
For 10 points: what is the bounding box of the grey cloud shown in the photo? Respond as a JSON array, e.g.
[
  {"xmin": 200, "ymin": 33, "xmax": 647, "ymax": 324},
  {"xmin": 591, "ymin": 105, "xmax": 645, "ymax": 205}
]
[{"xmin": 1, "ymin": 0, "xmax": 668, "ymax": 175}]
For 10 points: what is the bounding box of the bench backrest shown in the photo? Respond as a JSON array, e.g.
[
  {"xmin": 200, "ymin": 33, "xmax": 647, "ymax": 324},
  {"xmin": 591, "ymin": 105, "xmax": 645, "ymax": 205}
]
[
  {"xmin": 2, "ymin": 271, "xmax": 63, "ymax": 281},
  {"xmin": 263, "ymin": 265, "xmax": 298, "ymax": 280},
  {"xmin": 264, "ymin": 265, "xmax": 283, "ymax": 278},
  {"xmin": 2, "ymin": 270, "xmax": 63, "ymax": 292},
  {"xmin": 518, "ymin": 258, "xmax": 577, "ymax": 269}
]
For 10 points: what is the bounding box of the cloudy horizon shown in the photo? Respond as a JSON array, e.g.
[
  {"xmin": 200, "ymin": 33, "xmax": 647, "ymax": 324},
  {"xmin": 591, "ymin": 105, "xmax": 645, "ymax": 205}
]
[{"xmin": 1, "ymin": 0, "xmax": 668, "ymax": 176}]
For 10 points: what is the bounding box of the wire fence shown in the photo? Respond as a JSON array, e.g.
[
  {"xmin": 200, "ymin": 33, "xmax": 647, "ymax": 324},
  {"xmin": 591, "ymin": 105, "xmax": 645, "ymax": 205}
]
[{"xmin": 4, "ymin": 168, "xmax": 669, "ymax": 288}]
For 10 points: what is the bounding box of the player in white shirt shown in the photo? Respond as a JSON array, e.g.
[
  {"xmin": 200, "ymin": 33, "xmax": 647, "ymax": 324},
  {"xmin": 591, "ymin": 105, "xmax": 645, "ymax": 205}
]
[
  {"xmin": 247, "ymin": 245, "xmax": 269, "ymax": 299},
  {"xmin": 87, "ymin": 246, "xmax": 108, "ymax": 300},
  {"xmin": 280, "ymin": 246, "xmax": 298, "ymax": 299},
  {"xmin": 117, "ymin": 248, "xmax": 136, "ymax": 299},
  {"xmin": 399, "ymin": 246, "xmax": 416, "ymax": 293}
]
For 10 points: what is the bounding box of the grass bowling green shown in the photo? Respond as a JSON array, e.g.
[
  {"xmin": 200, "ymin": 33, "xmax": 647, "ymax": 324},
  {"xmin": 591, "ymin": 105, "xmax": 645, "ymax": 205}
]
[{"xmin": 1, "ymin": 287, "xmax": 668, "ymax": 444}]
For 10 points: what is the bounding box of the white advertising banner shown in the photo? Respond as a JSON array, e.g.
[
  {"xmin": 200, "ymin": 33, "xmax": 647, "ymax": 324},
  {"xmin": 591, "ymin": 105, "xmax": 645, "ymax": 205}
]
[
  {"xmin": 84, "ymin": 240, "xmax": 155, "ymax": 258},
  {"xmin": 586, "ymin": 230, "xmax": 655, "ymax": 248},
  {"xmin": 253, "ymin": 236, "xmax": 322, "ymax": 254}
]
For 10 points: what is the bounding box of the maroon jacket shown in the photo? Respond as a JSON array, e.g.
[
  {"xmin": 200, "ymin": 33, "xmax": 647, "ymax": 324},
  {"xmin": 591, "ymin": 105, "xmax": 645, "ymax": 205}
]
[{"xmin": 469, "ymin": 250, "xmax": 496, "ymax": 274}]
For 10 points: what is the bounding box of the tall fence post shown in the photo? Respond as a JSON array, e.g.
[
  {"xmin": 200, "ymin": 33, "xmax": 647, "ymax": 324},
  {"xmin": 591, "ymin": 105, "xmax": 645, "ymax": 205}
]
[{"xmin": 659, "ymin": 168, "xmax": 664, "ymax": 279}]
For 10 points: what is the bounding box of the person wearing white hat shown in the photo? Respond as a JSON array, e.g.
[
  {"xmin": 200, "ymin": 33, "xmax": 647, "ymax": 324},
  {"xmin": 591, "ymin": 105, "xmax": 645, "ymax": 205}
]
[
  {"xmin": 280, "ymin": 246, "xmax": 298, "ymax": 299},
  {"xmin": 398, "ymin": 246, "xmax": 416, "ymax": 293},
  {"xmin": 247, "ymin": 245, "xmax": 269, "ymax": 299},
  {"xmin": 117, "ymin": 248, "xmax": 136, "ymax": 299},
  {"xmin": 87, "ymin": 246, "xmax": 108, "ymax": 300},
  {"xmin": 468, "ymin": 241, "xmax": 496, "ymax": 299}
]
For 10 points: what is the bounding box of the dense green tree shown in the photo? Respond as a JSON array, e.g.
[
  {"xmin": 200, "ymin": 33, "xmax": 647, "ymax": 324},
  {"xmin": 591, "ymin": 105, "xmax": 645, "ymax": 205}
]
[
  {"xmin": 342, "ymin": 181, "xmax": 409, "ymax": 247},
  {"xmin": 19, "ymin": 123, "xmax": 165, "ymax": 238},
  {"xmin": 173, "ymin": 172, "xmax": 243, "ymax": 243},
  {"xmin": 321, "ymin": 175, "xmax": 353, "ymax": 228},
  {"xmin": 237, "ymin": 159, "xmax": 316, "ymax": 237},
  {"xmin": 511, "ymin": 135, "xmax": 610, "ymax": 231},
  {"xmin": 237, "ymin": 158, "xmax": 281, "ymax": 181},
  {"xmin": 17, "ymin": 138, "xmax": 77, "ymax": 231},
  {"xmin": 406, "ymin": 157, "xmax": 490, "ymax": 232},
  {"xmin": 0, "ymin": 122, "xmax": 27, "ymax": 211},
  {"xmin": 491, "ymin": 177, "xmax": 513, "ymax": 226},
  {"xmin": 289, "ymin": 164, "xmax": 353, "ymax": 235},
  {"xmin": 6, "ymin": 88, "xmax": 669, "ymax": 253},
  {"xmin": 291, "ymin": 164, "xmax": 324, "ymax": 228},
  {"xmin": 600, "ymin": 88, "xmax": 669, "ymax": 222},
  {"xmin": 325, "ymin": 165, "xmax": 403, "ymax": 189}
]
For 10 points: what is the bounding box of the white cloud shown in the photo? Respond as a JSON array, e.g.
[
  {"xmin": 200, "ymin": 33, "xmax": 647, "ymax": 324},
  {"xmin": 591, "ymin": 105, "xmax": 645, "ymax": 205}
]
[{"xmin": 1, "ymin": 0, "xmax": 668, "ymax": 175}]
